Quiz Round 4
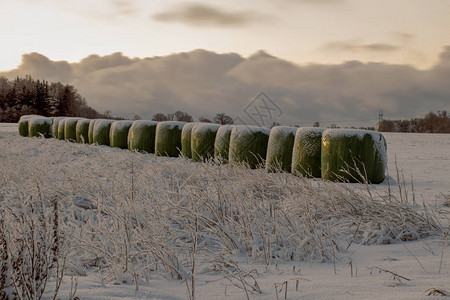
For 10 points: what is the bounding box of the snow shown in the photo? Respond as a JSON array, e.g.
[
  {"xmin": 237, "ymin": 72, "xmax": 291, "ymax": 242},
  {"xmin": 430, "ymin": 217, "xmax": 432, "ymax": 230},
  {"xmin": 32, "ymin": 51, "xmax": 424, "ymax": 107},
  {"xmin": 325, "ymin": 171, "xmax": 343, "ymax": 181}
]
[
  {"xmin": 214, "ymin": 125, "xmax": 234, "ymax": 150},
  {"xmin": 28, "ymin": 116, "xmax": 52, "ymax": 126},
  {"xmin": 180, "ymin": 122, "xmax": 196, "ymax": 139},
  {"xmin": 0, "ymin": 123, "xmax": 19, "ymax": 132},
  {"xmin": 0, "ymin": 124, "xmax": 449, "ymax": 300},
  {"xmin": 191, "ymin": 123, "xmax": 221, "ymax": 134},
  {"xmin": 230, "ymin": 125, "xmax": 271, "ymax": 146},
  {"xmin": 111, "ymin": 120, "xmax": 133, "ymax": 132},
  {"xmin": 19, "ymin": 114, "xmax": 43, "ymax": 121},
  {"xmin": 77, "ymin": 119, "xmax": 91, "ymax": 127},
  {"xmin": 295, "ymin": 127, "xmax": 326, "ymax": 156},
  {"xmin": 132, "ymin": 120, "xmax": 158, "ymax": 127},
  {"xmin": 157, "ymin": 121, "xmax": 186, "ymax": 130},
  {"xmin": 267, "ymin": 126, "xmax": 297, "ymax": 149},
  {"xmin": 93, "ymin": 119, "xmax": 114, "ymax": 133},
  {"xmin": 232, "ymin": 125, "xmax": 271, "ymax": 135}
]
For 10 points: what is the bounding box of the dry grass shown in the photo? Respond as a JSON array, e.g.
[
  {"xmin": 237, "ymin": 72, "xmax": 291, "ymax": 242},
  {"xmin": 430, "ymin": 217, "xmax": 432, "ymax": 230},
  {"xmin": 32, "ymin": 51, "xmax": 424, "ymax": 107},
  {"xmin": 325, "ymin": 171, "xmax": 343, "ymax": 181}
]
[{"xmin": 0, "ymin": 133, "xmax": 446, "ymax": 297}]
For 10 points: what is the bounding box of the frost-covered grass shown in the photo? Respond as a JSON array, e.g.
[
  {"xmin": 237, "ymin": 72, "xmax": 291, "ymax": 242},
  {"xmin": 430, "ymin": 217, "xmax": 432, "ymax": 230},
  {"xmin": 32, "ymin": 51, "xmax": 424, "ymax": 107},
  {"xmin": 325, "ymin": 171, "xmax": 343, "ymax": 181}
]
[{"xmin": 0, "ymin": 128, "xmax": 449, "ymax": 299}]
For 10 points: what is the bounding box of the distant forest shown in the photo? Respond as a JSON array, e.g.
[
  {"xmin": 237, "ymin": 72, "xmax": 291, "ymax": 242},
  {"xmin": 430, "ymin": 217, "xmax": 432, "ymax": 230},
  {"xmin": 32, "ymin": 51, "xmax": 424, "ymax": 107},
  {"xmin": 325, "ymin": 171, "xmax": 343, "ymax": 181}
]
[
  {"xmin": 377, "ymin": 111, "xmax": 450, "ymax": 133},
  {"xmin": 0, "ymin": 76, "xmax": 106, "ymax": 122}
]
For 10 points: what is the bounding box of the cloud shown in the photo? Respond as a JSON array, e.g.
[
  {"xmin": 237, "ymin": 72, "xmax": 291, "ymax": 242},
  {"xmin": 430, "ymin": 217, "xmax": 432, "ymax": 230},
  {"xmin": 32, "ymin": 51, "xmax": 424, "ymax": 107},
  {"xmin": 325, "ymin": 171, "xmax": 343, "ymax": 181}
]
[
  {"xmin": 112, "ymin": 0, "xmax": 137, "ymax": 16},
  {"xmin": 152, "ymin": 3, "xmax": 259, "ymax": 27},
  {"xmin": 322, "ymin": 39, "xmax": 400, "ymax": 53},
  {"xmin": 2, "ymin": 48, "xmax": 449, "ymax": 126},
  {"xmin": 391, "ymin": 31, "xmax": 415, "ymax": 44}
]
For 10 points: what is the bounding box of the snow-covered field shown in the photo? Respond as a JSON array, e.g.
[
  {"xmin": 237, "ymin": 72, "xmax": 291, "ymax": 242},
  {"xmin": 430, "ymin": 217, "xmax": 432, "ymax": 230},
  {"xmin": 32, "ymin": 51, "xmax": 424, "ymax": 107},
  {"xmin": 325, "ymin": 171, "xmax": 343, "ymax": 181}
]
[{"xmin": 0, "ymin": 124, "xmax": 448, "ymax": 300}]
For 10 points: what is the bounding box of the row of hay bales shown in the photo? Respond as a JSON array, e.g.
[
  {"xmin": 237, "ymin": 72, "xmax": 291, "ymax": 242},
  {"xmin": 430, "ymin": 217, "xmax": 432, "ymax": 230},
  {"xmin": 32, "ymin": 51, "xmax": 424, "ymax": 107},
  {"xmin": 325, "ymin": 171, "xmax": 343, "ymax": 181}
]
[{"xmin": 19, "ymin": 115, "xmax": 387, "ymax": 184}]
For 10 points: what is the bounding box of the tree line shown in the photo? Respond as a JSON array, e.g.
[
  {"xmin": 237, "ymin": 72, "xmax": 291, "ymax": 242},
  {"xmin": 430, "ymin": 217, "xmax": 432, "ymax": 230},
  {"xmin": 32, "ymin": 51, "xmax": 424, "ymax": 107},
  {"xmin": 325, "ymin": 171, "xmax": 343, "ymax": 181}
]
[
  {"xmin": 0, "ymin": 75, "xmax": 106, "ymax": 122},
  {"xmin": 151, "ymin": 111, "xmax": 234, "ymax": 125},
  {"xmin": 377, "ymin": 111, "xmax": 450, "ymax": 133}
]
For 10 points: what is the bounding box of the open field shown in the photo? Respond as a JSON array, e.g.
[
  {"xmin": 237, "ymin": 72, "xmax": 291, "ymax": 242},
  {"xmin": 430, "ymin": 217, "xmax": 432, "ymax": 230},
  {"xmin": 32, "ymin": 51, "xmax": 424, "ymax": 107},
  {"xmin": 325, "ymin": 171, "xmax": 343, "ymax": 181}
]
[{"xmin": 0, "ymin": 124, "xmax": 449, "ymax": 299}]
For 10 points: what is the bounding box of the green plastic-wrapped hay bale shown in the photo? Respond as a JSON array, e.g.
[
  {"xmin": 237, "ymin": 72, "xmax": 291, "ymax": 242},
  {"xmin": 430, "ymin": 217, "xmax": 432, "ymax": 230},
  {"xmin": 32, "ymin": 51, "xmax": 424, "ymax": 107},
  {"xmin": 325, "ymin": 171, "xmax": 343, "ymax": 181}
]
[
  {"xmin": 214, "ymin": 125, "xmax": 234, "ymax": 163},
  {"xmin": 18, "ymin": 119, "xmax": 29, "ymax": 137},
  {"xmin": 28, "ymin": 117, "xmax": 52, "ymax": 138},
  {"xmin": 18, "ymin": 115, "xmax": 43, "ymax": 137},
  {"xmin": 76, "ymin": 119, "xmax": 91, "ymax": 143},
  {"xmin": 64, "ymin": 118, "xmax": 84, "ymax": 142},
  {"xmin": 181, "ymin": 122, "xmax": 198, "ymax": 158},
  {"xmin": 265, "ymin": 126, "xmax": 297, "ymax": 173},
  {"xmin": 50, "ymin": 117, "xmax": 65, "ymax": 138},
  {"xmin": 57, "ymin": 118, "xmax": 68, "ymax": 140},
  {"xmin": 155, "ymin": 121, "xmax": 186, "ymax": 157},
  {"xmin": 292, "ymin": 127, "xmax": 325, "ymax": 178},
  {"xmin": 110, "ymin": 120, "xmax": 133, "ymax": 149},
  {"xmin": 321, "ymin": 129, "xmax": 387, "ymax": 184},
  {"xmin": 229, "ymin": 125, "xmax": 270, "ymax": 169},
  {"xmin": 127, "ymin": 120, "xmax": 158, "ymax": 153},
  {"xmin": 93, "ymin": 119, "xmax": 114, "ymax": 146},
  {"xmin": 88, "ymin": 119, "xmax": 100, "ymax": 144},
  {"xmin": 191, "ymin": 123, "xmax": 221, "ymax": 162}
]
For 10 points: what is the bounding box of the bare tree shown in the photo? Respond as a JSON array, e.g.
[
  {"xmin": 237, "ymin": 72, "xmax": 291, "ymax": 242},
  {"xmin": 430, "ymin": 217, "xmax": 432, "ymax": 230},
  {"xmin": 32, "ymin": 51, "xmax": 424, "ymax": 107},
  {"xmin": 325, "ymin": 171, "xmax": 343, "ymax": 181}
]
[
  {"xmin": 152, "ymin": 113, "xmax": 168, "ymax": 122},
  {"xmin": 198, "ymin": 117, "xmax": 212, "ymax": 123},
  {"xmin": 133, "ymin": 114, "xmax": 142, "ymax": 120},
  {"xmin": 104, "ymin": 110, "xmax": 112, "ymax": 118},
  {"xmin": 213, "ymin": 113, "xmax": 233, "ymax": 125},
  {"xmin": 174, "ymin": 111, "xmax": 193, "ymax": 122},
  {"xmin": 313, "ymin": 121, "xmax": 320, "ymax": 127}
]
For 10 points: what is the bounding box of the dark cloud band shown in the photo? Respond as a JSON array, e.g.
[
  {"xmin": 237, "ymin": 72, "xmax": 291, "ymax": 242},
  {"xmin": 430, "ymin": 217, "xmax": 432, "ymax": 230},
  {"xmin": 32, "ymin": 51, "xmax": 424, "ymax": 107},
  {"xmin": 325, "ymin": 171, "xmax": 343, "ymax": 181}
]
[
  {"xmin": 152, "ymin": 3, "xmax": 258, "ymax": 27},
  {"xmin": 1, "ymin": 48, "xmax": 449, "ymax": 125}
]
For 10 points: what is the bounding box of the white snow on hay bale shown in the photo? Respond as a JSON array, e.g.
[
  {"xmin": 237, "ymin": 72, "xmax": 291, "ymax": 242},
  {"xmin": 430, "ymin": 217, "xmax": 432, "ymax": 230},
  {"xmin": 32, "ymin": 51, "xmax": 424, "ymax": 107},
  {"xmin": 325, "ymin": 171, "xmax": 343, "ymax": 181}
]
[
  {"xmin": 229, "ymin": 125, "xmax": 270, "ymax": 168},
  {"xmin": 88, "ymin": 119, "xmax": 101, "ymax": 144},
  {"xmin": 50, "ymin": 116, "xmax": 65, "ymax": 138},
  {"xmin": 18, "ymin": 115, "xmax": 43, "ymax": 137},
  {"xmin": 64, "ymin": 118, "xmax": 84, "ymax": 142},
  {"xmin": 76, "ymin": 119, "xmax": 91, "ymax": 143},
  {"xmin": 214, "ymin": 125, "xmax": 234, "ymax": 163},
  {"xmin": 155, "ymin": 121, "xmax": 186, "ymax": 157},
  {"xmin": 110, "ymin": 120, "xmax": 133, "ymax": 149},
  {"xmin": 266, "ymin": 126, "xmax": 297, "ymax": 173},
  {"xmin": 181, "ymin": 122, "xmax": 198, "ymax": 158},
  {"xmin": 321, "ymin": 129, "xmax": 387, "ymax": 183},
  {"xmin": 292, "ymin": 127, "xmax": 325, "ymax": 178},
  {"xmin": 191, "ymin": 123, "xmax": 221, "ymax": 162},
  {"xmin": 28, "ymin": 117, "xmax": 52, "ymax": 138},
  {"xmin": 93, "ymin": 119, "xmax": 115, "ymax": 146},
  {"xmin": 127, "ymin": 120, "xmax": 158, "ymax": 153},
  {"xmin": 57, "ymin": 118, "xmax": 68, "ymax": 140}
]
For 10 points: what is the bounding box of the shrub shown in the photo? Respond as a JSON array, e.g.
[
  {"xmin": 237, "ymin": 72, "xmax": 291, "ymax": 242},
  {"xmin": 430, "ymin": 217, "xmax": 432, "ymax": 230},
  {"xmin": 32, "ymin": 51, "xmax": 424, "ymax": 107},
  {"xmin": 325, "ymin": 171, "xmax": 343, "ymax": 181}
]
[
  {"xmin": 110, "ymin": 121, "xmax": 133, "ymax": 149},
  {"xmin": 292, "ymin": 127, "xmax": 325, "ymax": 178},
  {"xmin": 127, "ymin": 120, "xmax": 158, "ymax": 153},
  {"xmin": 57, "ymin": 118, "xmax": 68, "ymax": 140},
  {"xmin": 191, "ymin": 123, "xmax": 221, "ymax": 162},
  {"xmin": 93, "ymin": 120, "xmax": 114, "ymax": 146},
  {"xmin": 229, "ymin": 125, "xmax": 270, "ymax": 168},
  {"xmin": 155, "ymin": 121, "xmax": 186, "ymax": 157},
  {"xmin": 181, "ymin": 122, "xmax": 197, "ymax": 158},
  {"xmin": 321, "ymin": 129, "xmax": 387, "ymax": 183},
  {"xmin": 64, "ymin": 118, "xmax": 84, "ymax": 142},
  {"xmin": 214, "ymin": 125, "xmax": 234, "ymax": 163},
  {"xmin": 28, "ymin": 117, "xmax": 52, "ymax": 138},
  {"xmin": 76, "ymin": 119, "xmax": 91, "ymax": 143},
  {"xmin": 265, "ymin": 126, "xmax": 297, "ymax": 173}
]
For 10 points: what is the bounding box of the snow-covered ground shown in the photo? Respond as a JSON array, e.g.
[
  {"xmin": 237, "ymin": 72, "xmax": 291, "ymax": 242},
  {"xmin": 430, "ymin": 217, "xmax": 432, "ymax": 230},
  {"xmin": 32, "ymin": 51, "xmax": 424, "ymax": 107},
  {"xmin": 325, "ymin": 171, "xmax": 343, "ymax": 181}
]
[{"xmin": 0, "ymin": 124, "xmax": 448, "ymax": 300}]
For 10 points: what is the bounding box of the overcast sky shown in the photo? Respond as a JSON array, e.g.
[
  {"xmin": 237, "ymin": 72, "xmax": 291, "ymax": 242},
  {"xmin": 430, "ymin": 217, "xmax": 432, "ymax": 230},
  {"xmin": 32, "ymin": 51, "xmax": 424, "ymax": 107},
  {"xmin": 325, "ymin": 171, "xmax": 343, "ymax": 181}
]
[{"xmin": 1, "ymin": 0, "xmax": 449, "ymax": 126}]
